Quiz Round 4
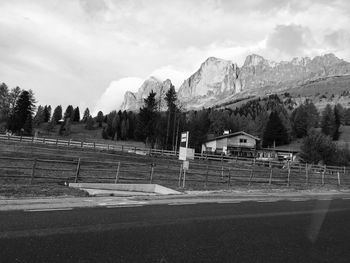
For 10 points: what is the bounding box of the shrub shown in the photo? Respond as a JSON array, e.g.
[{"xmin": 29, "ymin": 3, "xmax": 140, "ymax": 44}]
[{"xmin": 300, "ymin": 130, "xmax": 350, "ymax": 166}]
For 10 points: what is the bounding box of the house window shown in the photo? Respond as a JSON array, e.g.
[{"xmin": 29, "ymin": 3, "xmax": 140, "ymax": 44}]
[{"xmin": 240, "ymin": 138, "xmax": 247, "ymax": 143}]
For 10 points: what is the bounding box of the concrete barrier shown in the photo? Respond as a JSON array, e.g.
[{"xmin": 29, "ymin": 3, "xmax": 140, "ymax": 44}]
[{"xmin": 69, "ymin": 183, "xmax": 181, "ymax": 195}]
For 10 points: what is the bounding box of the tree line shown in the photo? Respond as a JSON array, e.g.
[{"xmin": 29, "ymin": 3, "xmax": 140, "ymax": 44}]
[
  {"xmin": 1, "ymin": 81, "xmax": 350, "ymax": 165},
  {"xmin": 0, "ymin": 83, "xmax": 101, "ymax": 136}
]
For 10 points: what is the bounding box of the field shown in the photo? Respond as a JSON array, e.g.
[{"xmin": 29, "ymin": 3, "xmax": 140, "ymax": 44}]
[
  {"xmin": 1, "ymin": 136, "xmax": 350, "ymax": 198},
  {"xmin": 35, "ymin": 122, "xmax": 145, "ymax": 146}
]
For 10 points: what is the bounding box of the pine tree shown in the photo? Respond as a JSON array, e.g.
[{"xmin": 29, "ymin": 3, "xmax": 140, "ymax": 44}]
[
  {"xmin": 165, "ymin": 84, "xmax": 177, "ymax": 149},
  {"xmin": 106, "ymin": 111, "xmax": 117, "ymax": 138},
  {"xmin": 82, "ymin": 108, "xmax": 90, "ymax": 123},
  {"xmin": 262, "ymin": 111, "xmax": 289, "ymax": 148},
  {"xmin": 9, "ymin": 90, "xmax": 34, "ymax": 133},
  {"xmin": 291, "ymin": 100, "xmax": 319, "ymax": 138},
  {"xmin": 64, "ymin": 105, "xmax": 74, "ymax": 119},
  {"xmin": 321, "ymin": 104, "xmax": 336, "ymax": 139},
  {"xmin": 43, "ymin": 105, "xmax": 51, "ymax": 122},
  {"xmin": 135, "ymin": 90, "xmax": 159, "ymax": 148},
  {"xmin": 127, "ymin": 111, "xmax": 136, "ymax": 139},
  {"xmin": 333, "ymin": 104, "xmax": 342, "ymax": 140},
  {"xmin": 23, "ymin": 113, "xmax": 33, "ymax": 135},
  {"xmin": 33, "ymin": 105, "xmax": 45, "ymax": 127},
  {"xmin": 72, "ymin": 107, "xmax": 80, "ymax": 122},
  {"xmin": 52, "ymin": 105, "xmax": 62, "ymax": 124},
  {"xmin": 96, "ymin": 111, "xmax": 104, "ymax": 127},
  {"xmin": 0, "ymin": 83, "xmax": 10, "ymax": 122},
  {"xmin": 112, "ymin": 114, "xmax": 120, "ymax": 140}
]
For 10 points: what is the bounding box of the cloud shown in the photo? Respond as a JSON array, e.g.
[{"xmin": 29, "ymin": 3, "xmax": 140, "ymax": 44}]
[
  {"xmin": 93, "ymin": 77, "xmax": 144, "ymax": 115},
  {"xmin": 324, "ymin": 30, "xmax": 350, "ymax": 49},
  {"xmin": 266, "ymin": 24, "xmax": 313, "ymax": 56},
  {"xmin": 1, "ymin": 0, "xmax": 350, "ymax": 113}
]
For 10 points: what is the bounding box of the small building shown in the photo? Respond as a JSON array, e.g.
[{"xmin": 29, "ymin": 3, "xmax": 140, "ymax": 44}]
[{"xmin": 201, "ymin": 131, "xmax": 261, "ymax": 157}]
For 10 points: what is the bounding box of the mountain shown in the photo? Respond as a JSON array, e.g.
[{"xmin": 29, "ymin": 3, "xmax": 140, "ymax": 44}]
[
  {"xmin": 177, "ymin": 57, "xmax": 241, "ymax": 107},
  {"xmin": 179, "ymin": 53, "xmax": 350, "ymax": 109},
  {"xmin": 120, "ymin": 77, "xmax": 173, "ymax": 112},
  {"xmin": 119, "ymin": 53, "xmax": 350, "ymax": 111},
  {"xmin": 239, "ymin": 53, "xmax": 350, "ymax": 91}
]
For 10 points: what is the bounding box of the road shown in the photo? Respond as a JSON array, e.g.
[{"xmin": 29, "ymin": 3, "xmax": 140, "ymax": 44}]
[{"xmin": 1, "ymin": 198, "xmax": 350, "ymax": 262}]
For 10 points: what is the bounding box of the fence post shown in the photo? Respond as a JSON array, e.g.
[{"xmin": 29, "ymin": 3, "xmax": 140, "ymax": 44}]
[
  {"xmin": 221, "ymin": 165, "xmax": 224, "ymax": 179},
  {"xmin": 248, "ymin": 168, "xmax": 254, "ymax": 186},
  {"xmin": 205, "ymin": 164, "xmax": 209, "ymax": 188},
  {"xmin": 344, "ymin": 167, "xmax": 346, "ymax": 177},
  {"xmin": 68, "ymin": 139, "xmax": 70, "ymax": 147},
  {"xmin": 93, "ymin": 142, "xmax": 96, "ymax": 151},
  {"xmin": 337, "ymin": 172, "xmax": 341, "ymax": 186},
  {"xmin": 115, "ymin": 162, "xmax": 121, "ymax": 184},
  {"xmin": 178, "ymin": 164, "xmax": 183, "ymax": 188},
  {"xmin": 81, "ymin": 141, "xmax": 83, "ymax": 148},
  {"xmin": 121, "ymin": 145, "xmax": 124, "ymax": 152},
  {"xmin": 287, "ymin": 162, "xmax": 291, "ymax": 187},
  {"xmin": 149, "ymin": 163, "xmax": 154, "ymax": 184},
  {"xmin": 305, "ymin": 163, "xmax": 309, "ymax": 186},
  {"xmin": 322, "ymin": 165, "xmax": 326, "ymax": 185},
  {"xmin": 75, "ymin": 158, "xmax": 81, "ymax": 183},
  {"xmin": 227, "ymin": 168, "xmax": 231, "ymax": 188},
  {"xmin": 30, "ymin": 159, "xmax": 37, "ymax": 184},
  {"xmin": 269, "ymin": 166, "xmax": 273, "ymax": 185},
  {"xmin": 182, "ymin": 167, "xmax": 186, "ymax": 188}
]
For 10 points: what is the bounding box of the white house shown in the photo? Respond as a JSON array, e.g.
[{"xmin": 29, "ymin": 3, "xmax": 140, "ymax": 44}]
[{"xmin": 201, "ymin": 131, "xmax": 261, "ymax": 157}]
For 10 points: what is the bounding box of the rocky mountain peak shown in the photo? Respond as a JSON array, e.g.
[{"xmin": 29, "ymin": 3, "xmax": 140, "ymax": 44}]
[
  {"xmin": 311, "ymin": 53, "xmax": 342, "ymax": 67},
  {"xmin": 119, "ymin": 53, "xmax": 350, "ymax": 112},
  {"xmin": 177, "ymin": 57, "xmax": 240, "ymax": 104},
  {"xmin": 120, "ymin": 77, "xmax": 173, "ymax": 112},
  {"xmin": 243, "ymin": 54, "xmax": 270, "ymax": 67}
]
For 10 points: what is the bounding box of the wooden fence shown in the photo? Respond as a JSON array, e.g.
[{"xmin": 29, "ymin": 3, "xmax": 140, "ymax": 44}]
[
  {"xmin": 1, "ymin": 153, "xmax": 349, "ymax": 189},
  {"xmin": 0, "ymin": 133, "xmax": 349, "ymax": 176}
]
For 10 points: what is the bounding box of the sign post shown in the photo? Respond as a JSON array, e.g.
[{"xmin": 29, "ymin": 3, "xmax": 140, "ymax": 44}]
[{"xmin": 179, "ymin": 131, "xmax": 194, "ymax": 188}]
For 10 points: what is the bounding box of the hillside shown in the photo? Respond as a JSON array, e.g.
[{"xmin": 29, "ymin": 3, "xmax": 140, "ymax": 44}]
[{"xmin": 35, "ymin": 122, "xmax": 145, "ymax": 147}]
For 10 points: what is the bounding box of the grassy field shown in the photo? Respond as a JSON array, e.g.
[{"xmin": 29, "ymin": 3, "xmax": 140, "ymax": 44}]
[
  {"xmin": 1, "ymin": 138, "xmax": 349, "ymax": 199},
  {"xmin": 0, "ymin": 184, "xmax": 89, "ymax": 198},
  {"xmin": 35, "ymin": 122, "xmax": 145, "ymax": 147}
]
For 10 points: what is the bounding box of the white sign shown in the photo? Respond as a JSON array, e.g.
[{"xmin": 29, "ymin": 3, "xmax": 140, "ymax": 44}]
[
  {"xmin": 179, "ymin": 147, "xmax": 195, "ymax": 161},
  {"xmin": 180, "ymin": 131, "xmax": 189, "ymax": 148},
  {"xmin": 179, "ymin": 147, "xmax": 187, "ymax": 161},
  {"xmin": 186, "ymin": 148, "xmax": 195, "ymax": 160}
]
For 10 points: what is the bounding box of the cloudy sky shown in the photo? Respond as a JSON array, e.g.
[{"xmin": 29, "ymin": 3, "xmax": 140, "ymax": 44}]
[{"xmin": 1, "ymin": 0, "xmax": 350, "ymax": 114}]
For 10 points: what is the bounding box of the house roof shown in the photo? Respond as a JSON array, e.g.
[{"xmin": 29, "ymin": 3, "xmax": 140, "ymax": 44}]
[{"xmin": 204, "ymin": 131, "xmax": 261, "ymax": 143}]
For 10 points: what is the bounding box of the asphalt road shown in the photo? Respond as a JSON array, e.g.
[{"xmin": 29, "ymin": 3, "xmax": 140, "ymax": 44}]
[{"xmin": 1, "ymin": 198, "xmax": 350, "ymax": 263}]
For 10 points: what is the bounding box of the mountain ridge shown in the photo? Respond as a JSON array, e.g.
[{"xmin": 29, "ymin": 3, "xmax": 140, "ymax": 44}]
[{"xmin": 119, "ymin": 53, "xmax": 350, "ymax": 111}]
